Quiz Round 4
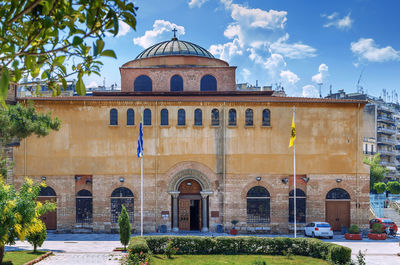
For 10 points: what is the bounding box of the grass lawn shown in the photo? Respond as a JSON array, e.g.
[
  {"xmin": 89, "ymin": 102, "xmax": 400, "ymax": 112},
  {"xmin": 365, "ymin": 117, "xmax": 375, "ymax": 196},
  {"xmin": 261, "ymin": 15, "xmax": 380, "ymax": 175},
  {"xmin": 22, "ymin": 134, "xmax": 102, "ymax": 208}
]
[
  {"xmin": 2, "ymin": 251, "xmax": 47, "ymax": 265},
  {"xmin": 152, "ymin": 255, "xmax": 329, "ymax": 265}
]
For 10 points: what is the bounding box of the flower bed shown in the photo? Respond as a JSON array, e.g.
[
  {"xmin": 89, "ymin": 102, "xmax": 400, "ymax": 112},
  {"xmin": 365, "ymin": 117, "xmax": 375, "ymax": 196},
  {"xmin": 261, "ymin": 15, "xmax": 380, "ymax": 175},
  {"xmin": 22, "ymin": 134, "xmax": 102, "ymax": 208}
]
[
  {"xmin": 344, "ymin": 233, "xmax": 362, "ymax": 240},
  {"xmin": 367, "ymin": 233, "xmax": 387, "ymax": 240}
]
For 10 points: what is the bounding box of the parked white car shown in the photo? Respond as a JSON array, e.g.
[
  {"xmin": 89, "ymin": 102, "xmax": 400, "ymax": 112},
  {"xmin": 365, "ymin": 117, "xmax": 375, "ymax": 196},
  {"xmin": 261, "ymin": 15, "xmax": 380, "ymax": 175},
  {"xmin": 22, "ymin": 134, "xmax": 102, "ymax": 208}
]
[{"xmin": 304, "ymin": 222, "xmax": 333, "ymax": 239}]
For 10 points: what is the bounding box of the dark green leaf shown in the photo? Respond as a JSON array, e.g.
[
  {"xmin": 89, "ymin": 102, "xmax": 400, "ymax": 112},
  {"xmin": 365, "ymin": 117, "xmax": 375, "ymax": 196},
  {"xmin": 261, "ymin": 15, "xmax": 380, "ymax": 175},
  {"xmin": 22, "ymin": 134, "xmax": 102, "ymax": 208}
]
[
  {"xmin": 72, "ymin": 36, "xmax": 83, "ymax": 46},
  {"xmin": 100, "ymin": 50, "xmax": 117, "ymax": 59},
  {"xmin": 0, "ymin": 68, "xmax": 10, "ymax": 102}
]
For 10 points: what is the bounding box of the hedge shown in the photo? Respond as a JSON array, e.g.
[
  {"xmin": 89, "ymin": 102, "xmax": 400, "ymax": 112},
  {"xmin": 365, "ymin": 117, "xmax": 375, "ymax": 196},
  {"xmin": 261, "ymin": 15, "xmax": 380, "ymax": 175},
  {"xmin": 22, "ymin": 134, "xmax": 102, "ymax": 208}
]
[{"xmin": 128, "ymin": 236, "xmax": 351, "ymax": 265}]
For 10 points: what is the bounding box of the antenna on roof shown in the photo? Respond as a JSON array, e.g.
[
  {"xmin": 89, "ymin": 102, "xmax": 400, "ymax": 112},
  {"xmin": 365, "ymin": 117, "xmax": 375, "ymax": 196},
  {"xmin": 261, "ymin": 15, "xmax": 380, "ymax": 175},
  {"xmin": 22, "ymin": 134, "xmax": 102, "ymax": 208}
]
[
  {"xmin": 318, "ymin": 83, "xmax": 323, "ymax": 98},
  {"xmin": 356, "ymin": 68, "xmax": 364, "ymax": 93}
]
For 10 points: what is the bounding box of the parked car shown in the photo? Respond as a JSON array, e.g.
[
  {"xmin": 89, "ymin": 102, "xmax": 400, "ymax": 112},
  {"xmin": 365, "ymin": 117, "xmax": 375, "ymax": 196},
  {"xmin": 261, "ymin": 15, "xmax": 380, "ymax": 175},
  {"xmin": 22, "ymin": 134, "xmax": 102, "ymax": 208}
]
[
  {"xmin": 304, "ymin": 222, "xmax": 333, "ymax": 239},
  {"xmin": 369, "ymin": 218, "xmax": 398, "ymax": 235}
]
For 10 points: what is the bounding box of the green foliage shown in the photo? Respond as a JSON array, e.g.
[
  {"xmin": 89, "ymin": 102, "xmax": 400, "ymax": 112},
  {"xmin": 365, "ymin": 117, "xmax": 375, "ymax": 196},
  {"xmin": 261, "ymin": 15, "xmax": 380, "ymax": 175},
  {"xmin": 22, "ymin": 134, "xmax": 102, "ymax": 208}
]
[
  {"xmin": 26, "ymin": 219, "xmax": 47, "ymax": 252},
  {"xmin": 165, "ymin": 240, "xmax": 178, "ymax": 259},
  {"xmin": 363, "ymin": 154, "xmax": 388, "ymax": 191},
  {"xmin": 373, "ymin": 182, "xmax": 386, "ymax": 194},
  {"xmin": 0, "ymin": 150, "xmax": 13, "ymax": 181},
  {"xmin": 118, "ymin": 205, "xmax": 131, "ymax": 250},
  {"xmin": 371, "ymin": 223, "xmax": 383, "ymax": 234},
  {"xmin": 348, "ymin": 224, "xmax": 360, "ymax": 234},
  {"xmin": 0, "ymin": 102, "xmax": 61, "ymax": 145},
  {"xmin": 0, "ymin": 178, "xmax": 56, "ymax": 264},
  {"xmin": 127, "ymin": 237, "xmax": 152, "ymax": 265},
  {"xmin": 135, "ymin": 236, "xmax": 351, "ymax": 264},
  {"xmin": 355, "ymin": 250, "xmax": 366, "ymax": 265},
  {"xmin": 252, "ymin": 259, "xmax": 267, "ymax": 265},
  {"xmin": 386, "ymin": 181, "xmax": 400, "ymax": 194},
  {"xmin": 328, "ymin": 244, "xmax": 351, "ymax": 265},
  {"xmin": 0, "ymin": 0, "xmax": 138, "ymax": 101}
]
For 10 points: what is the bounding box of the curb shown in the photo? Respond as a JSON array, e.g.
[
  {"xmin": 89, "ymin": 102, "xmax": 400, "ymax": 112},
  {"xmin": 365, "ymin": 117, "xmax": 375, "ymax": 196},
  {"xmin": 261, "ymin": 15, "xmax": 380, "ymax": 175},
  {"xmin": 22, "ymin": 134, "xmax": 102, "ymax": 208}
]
[{"xmin": 24, "ymin": 251, "xmax": 53, "ymax": 265}]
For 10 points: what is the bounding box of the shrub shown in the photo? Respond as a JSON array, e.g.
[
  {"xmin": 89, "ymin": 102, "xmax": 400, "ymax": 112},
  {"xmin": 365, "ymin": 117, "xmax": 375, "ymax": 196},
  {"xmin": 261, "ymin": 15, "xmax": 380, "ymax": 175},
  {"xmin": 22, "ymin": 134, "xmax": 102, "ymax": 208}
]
[
  {"xmin": 118, "ymin": 205, "xmax": 131, "ymax": 250},
  {"xmin": 348, "ymin": 224, "xmax": 360, "ymax": 234},
  {"xmin": 252, "ymin": 259, "xmax": 267, "ymax": 265},
  {"xmin": 387, "ymin": 181, "xmax": 400, "ymax": 194},
  {"xmin": 127, "ymin": 237, "xmax": 151, "ymax": 265},
  {"xmin": 328, "ymin": 244, "xmax": 351, "ymax": 265},
  {"xmin": 26, "ymin": 219, "xmax": 47, "ymax": 252},
  {"xmin": 373, "ymin": 182, "xmax": 386, "ymax": 194},
  {"xmin": 371, "ymin": 223, "xmax": 383, "ymax": 234},
  {"xmin": 165, "ymin": 240, "xmax": 178, "ymax": 259}
]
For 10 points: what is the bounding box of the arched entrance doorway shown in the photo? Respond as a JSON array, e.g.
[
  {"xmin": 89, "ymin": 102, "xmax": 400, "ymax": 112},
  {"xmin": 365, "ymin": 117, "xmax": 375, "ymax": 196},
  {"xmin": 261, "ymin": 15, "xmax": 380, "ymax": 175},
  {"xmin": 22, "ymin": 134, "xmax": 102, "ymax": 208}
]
[
  {"xmin": 38, "ymin": 186, "xmax": 57, "ymax": 230},
  {"xmin": 178, "ymin": 179, "xmax": 202, "ymax": 231},
  {"xmin": 325, "ymin": 188, "xmax": 350, "ymax": 231}
]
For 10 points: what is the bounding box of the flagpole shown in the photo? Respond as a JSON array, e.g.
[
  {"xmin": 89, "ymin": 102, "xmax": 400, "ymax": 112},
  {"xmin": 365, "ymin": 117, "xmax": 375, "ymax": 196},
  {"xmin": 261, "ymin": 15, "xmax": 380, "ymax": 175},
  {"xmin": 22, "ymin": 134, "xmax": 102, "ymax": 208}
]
[
  {"xmin": 140, "ymin": 112, "xmax": 144, "ymax": 237},
  {"xmin": 293, "ymin": 106, "xmax": 296, "ymax": 238}
]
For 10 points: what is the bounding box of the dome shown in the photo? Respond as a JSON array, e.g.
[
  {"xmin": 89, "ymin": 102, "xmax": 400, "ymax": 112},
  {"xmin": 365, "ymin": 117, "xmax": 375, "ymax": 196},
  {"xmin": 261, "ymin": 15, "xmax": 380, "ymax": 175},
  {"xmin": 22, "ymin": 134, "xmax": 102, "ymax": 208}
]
[{"xmin": 135, "ymin": 37, "xmax": 215, "ymax": 60}]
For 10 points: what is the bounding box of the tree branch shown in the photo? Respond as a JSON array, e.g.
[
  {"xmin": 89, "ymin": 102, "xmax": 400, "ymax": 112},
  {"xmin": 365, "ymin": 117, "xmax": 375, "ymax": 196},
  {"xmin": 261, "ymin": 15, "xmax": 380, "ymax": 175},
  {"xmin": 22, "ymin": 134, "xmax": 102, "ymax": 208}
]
[{"xmin": 9, "ymin": 0, "xmax": 44, "ymax": 24}]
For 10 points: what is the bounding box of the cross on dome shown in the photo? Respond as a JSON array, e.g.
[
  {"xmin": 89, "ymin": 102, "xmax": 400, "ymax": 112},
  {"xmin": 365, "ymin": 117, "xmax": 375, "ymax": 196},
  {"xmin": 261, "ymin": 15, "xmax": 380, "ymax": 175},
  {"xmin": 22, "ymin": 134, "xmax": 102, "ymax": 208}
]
[{"xmin": 172, "ymin": 28, "xmax": 178, "ymax": 40}]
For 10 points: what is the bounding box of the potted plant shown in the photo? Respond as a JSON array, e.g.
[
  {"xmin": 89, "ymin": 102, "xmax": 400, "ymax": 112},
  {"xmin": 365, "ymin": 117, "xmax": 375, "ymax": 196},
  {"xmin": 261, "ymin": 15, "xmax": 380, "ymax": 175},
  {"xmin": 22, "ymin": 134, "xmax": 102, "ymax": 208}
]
[
  {"xmin": 368, "ymin": 223, "xmax": 387, "ymax": 240},
  {"xmin": 345, "ymin": 224, "xmax": 362, "ymax": 240},
  {"xmin": 230, "ymin": 220, "xmax": 239, "ymax": 235}
]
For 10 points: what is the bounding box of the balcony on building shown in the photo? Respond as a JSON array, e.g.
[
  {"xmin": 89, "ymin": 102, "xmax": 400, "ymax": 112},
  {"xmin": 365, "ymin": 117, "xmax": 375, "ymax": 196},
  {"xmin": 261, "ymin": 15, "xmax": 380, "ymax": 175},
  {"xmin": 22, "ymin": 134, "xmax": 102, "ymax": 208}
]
[
  {"xmin": 377, "ymin": 126, "xmax": 397, "ymax": 135},
  {"xmin": 377, "ymin": 115, "xmax": 395, "ymax": 124},
  {"xmin": 378, "ymin": 150, "xmax": 398, "ymax": 157},
  {"xmin": 377, "ymin": 137, "xmax": 396, "ymax": 146},
  {"xmin": 377, "ymin": 105, "xmax": 395, "ymax": 113}
]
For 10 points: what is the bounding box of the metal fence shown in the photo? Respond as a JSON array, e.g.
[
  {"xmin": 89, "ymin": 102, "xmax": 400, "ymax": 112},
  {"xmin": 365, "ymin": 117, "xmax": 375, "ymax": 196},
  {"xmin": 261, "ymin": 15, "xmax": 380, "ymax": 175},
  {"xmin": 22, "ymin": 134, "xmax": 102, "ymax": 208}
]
[{"xmin": 370, "ymin": 194, "xmax": 385, "ymax": 218}]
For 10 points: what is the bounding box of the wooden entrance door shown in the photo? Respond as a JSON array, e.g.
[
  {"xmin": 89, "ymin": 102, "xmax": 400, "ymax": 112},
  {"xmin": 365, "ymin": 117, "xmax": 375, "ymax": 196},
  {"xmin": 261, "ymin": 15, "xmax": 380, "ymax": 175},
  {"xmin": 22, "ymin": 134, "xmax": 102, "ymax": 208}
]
[
  {"xmin": 38, "ymin": 197, "xmax": 57, "ymax": 230},
  {"xmin": 326, "ymin": 201, "xmax": 350, "ymax": 231},
  {"xmin": 179, "ymin": 199, "xmax": 190, "ymax": 231}
]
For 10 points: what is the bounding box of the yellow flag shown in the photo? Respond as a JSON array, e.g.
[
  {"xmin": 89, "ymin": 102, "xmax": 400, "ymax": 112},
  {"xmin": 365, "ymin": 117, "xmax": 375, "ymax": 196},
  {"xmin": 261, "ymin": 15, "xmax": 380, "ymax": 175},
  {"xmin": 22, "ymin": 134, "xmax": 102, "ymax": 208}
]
[{"xmin": 289, "ymin": 115, "xmax": 296, "ymax": 147}]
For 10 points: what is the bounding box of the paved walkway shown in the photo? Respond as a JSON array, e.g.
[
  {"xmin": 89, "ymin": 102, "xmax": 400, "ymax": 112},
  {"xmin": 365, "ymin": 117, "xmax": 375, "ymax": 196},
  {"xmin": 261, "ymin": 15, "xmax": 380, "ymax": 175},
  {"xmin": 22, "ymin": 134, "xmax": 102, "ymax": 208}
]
[{"xmin": 4, "ymin": 233, "xmax": 400, "ymax": 265}]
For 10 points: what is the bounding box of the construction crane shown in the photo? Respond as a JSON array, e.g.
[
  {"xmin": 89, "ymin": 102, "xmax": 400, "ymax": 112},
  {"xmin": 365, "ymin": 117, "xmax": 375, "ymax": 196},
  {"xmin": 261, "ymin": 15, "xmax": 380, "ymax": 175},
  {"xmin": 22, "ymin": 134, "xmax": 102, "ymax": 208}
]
[{"xmin": 356, "ymin": 69, "xmax": 364, "ymax": 94}]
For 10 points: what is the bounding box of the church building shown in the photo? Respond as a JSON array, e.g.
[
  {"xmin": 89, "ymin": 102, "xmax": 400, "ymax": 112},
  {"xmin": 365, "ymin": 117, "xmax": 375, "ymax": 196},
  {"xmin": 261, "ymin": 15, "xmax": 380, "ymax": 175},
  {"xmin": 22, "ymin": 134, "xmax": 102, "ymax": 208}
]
[{"xmin": 12, "ymin": 34, "xmax": 370, "ymax": 233}]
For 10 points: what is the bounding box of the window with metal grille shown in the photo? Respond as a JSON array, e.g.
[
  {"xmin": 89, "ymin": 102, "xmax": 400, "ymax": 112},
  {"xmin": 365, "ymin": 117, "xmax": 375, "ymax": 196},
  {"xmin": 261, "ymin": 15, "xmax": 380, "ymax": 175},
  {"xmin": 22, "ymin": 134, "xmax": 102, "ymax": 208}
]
[
  {"xmin": 262, "ymin": 109, "xmax": 270, "ymax": 126},
  {"xmin": 245, "ymin": 108, "xmax": 253, "ymax": 126},
  {"xmin": 39, "ymin": 186, "xmax": 56, "ymax": 196},
  {"xmin": 110, "ymin": 109, "xmax": 118, "ymax": 125},
  {"xmin": 127, "ymin": 109, "xmax": 134, "ymax": 125},
  {"xmin": 178, "ymin": 109, "xmax": 186, "ymax": 126},
  {"xmin": 111, "ymin": 187, "xmax": 134, "ymax": 223},
  {"xmin": 144, "ymin": 109, "xmax": 151, "ymax": 126},
  {"xmin": 200, "ymin": 75, "xmax": 217, "ymax": 91},
  {"xmin": 76, "ymin": 189, "xmax": 92, "ymax": 224},
  {"xmin": 194, "ymin": 109, "xmax": 202, "ymax": 126},
  {"xmin": 211, "ymin": 109, "xmax": 219, "ymax": 126},
  {"xmin": 326, "ymin": 188, "xmax": 350, "ymax": 200},
  {"xmin": 247, "ymin": 186, "xmax": 270, "ymax": 224},
  {"xmin": 161, "ymin": 109, "xmax": 169, "ymax": 126},
  {"xmin": 229, "ymin": 109, "xmax": 236, "ymax": 126},
  {"xmin": 170, "ymin": 75, "xmax": 183, "ymax": 91},
  {"xmin": 134, "ymin": 75, "xmax": 152, "ymax": 91},
  {"xmin": 289, "ymin": 189, "xmax": 306, "ymax": 223}
]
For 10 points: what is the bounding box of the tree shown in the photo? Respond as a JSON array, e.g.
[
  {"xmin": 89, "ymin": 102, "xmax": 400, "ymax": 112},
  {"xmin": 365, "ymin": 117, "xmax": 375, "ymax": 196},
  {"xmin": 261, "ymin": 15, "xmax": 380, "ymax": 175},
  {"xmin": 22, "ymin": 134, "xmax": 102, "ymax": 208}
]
[
  {"xmin": 363, "ymin": 154, "xmax": 388, "ymax": 191},
  {"xmin": 373, "ymin": 182, "xmax": 386, "ymax": 194},
  {"xmin": 0, "ymin": 178, "xmax": 56, "ymax": 264},
  {"xmin": 26, "ymin": 219, "xmax": 47, "ymax": 252},
  {"xmin": 0, "ymin": 0, "xmax": 138, "ymax": 103},
  {"xmin": 118, "ymin": 205, "xmax": 131, "ymax": 250},
  {"xmin": 387, "ymin": 181, "xmax": 400, "ymax": 194}
]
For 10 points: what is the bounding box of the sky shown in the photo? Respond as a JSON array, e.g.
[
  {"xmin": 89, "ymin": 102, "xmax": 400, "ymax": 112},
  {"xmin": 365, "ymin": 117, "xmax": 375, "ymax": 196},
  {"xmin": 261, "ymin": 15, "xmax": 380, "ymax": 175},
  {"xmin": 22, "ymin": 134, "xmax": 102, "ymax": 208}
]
[{"xmin": 84, "ymin": 0, "xmax": 400, "ymax": 99}]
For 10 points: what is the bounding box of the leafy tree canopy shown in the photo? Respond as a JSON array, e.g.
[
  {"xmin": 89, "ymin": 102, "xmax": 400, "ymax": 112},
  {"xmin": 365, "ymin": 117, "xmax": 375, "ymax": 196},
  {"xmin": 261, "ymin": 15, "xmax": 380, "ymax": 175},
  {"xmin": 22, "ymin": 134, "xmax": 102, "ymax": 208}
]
[
  {"xmin": 0, "ymin": 0, "xmax": 138, "ymax": 104},
  {"xmin": 373, "ymin": 182, "xmax": 386, "ymax": 194},
  {"xmin": 387, "ymin": 181, "xmax": 400, "ymax": 194},
  {"xmin": 363, "ymin": 154, "xmax": 388, "ymax": 191}
]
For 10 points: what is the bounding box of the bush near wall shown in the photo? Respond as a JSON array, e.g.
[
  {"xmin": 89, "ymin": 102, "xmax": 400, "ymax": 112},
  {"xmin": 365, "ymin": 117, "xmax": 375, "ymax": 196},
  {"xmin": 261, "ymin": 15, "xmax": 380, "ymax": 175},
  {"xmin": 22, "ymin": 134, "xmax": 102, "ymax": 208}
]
[{"xmin": 128, "ymin": 236, "xmax": 351, "ymax": 265}]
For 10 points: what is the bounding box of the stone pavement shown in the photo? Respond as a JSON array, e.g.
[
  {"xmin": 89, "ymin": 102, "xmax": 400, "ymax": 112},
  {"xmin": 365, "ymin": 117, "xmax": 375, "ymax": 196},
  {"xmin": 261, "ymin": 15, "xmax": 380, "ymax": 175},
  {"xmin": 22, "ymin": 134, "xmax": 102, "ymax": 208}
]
[{"xmin": 4, "ymin": 232, "xmax": 400, "ymax": 265}]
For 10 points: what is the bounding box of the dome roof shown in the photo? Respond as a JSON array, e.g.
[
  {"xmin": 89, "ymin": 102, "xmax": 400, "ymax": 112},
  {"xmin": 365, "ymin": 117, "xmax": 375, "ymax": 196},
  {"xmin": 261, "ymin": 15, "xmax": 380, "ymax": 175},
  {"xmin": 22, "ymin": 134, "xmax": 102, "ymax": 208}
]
[{"xmin": 135, "ymin": 38, "xmax": 215, "ymax": 60}]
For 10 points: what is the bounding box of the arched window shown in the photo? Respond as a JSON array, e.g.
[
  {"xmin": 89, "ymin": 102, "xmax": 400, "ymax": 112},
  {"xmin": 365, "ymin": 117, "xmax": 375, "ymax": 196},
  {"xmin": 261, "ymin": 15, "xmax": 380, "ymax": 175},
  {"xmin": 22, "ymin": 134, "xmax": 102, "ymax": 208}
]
[
  {"xmin": 76, "ymin": 189, "xmax": 92, "ymax": 224},
  {"xmin": 127, "ymin": 109, "xmax": 134, "ymax": 126},
  {"xmin": 178, "ymin": 109, "xmax": 186, "ymax": 126},
  {"xmin": 289, "ymin": 189, "xmax": 306, "ymax": 223},
  {"xmin": 245, "ymin": 108, "xmax": 253, "ymax": 126},
  {"xmin": 161, "ymin": 109, "xmax": 169, "ymax": 126},
  {"xmin": 262, "ymin": 109, "xmax": 270, "ymax": 126},
  {"xmin": 134, "ymin": 75, "xmax": 152, "ymax": 92},
  {"xmin": 200, "ymin": 75, "xmax": 217, "ymax": 91},
  {"xmin": 247, "ymin": 186, "xmax": 270, "ymax": 223},
  {"xmin": 211, "ymin": 109, "xmax": 219, "ymax": 126},
  {"xmin": 229, "ymin": 109, "xmax": 236, "ymax": 126},
  {"xmin": 110, "ymin": 109, "xmax": 118, "ymax": 125},
  {"xmin": 111, "ymin": 187, "xmax": 134, "ymax": 223},
  {"xmin": 170, "ymin": 75, "xmax": 183, "ymax": 92},
  {"xmin": 326, "ymin": 188, "xmax": 350, "ymax": 200},
  {"xmin": 39, "ymin": 186, "xmax": 56, "ymax": 197},
  {"xmin": 144, "ymin": 109, "xmax": 151, "ymax": 126},
  {"xmin": 194, "ymin": 109, "xmax": 202, "ymax": 126}
]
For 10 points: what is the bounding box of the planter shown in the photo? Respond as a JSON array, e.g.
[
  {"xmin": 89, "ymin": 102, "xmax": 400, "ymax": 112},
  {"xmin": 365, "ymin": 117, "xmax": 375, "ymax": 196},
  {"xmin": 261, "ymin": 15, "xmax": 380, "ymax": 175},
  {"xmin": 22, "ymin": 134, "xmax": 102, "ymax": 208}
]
[
  {"xmin": 368, "ymin": 233, "xmax": 387, "ymax": 240},
  {"xmin": 229, "ymin": 229, "xmax": 238, "ymax": 235},
  {"xmin": 345, "ymin": 233, "xmax": 362, "ymax": 240}
]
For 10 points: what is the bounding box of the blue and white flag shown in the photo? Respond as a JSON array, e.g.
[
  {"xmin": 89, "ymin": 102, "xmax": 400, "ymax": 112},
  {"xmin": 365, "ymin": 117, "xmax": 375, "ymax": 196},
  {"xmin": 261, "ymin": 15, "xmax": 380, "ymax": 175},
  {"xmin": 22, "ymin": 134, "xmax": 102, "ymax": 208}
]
[{"xmin": 137, "ymin": 118, "xmax": 143, "ymax": 158}]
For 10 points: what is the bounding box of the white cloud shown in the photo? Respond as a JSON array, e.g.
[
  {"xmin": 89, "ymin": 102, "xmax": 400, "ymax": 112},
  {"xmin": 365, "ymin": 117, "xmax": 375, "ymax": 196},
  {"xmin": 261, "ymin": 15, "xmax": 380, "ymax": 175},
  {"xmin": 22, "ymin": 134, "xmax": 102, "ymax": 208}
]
[
  {"xmin": 312, "ymin": 64, "xmax": 329, "ymax": 84},
  {"xmin": 323, "ymin": 12, "xmax": 353, "ymax": 30},
  {"xmin": 270, "ymin": 34, "xmax": 316, "ymax": 59},
  {"xmin": 188, "ymin": 0, "xmax": 208, "ymax": 8},
  {"xmin": 242, "ymin": 68, "xmax": 251, "ymax": 81},
  {"xmin": 105, "ymin": 20, "xmax": 131, "ymax": 37},
  {"xmin": 280, "ymin": 70, "xmax": 300, "ymax": 84},
  {"xmin": 209, "ymin": 38, "xmax": 242, "ymax": 61},
  {"xmin": 87, "ymin": 81, "xmax": 99, "ymax": 88},
  {"xmin": 350, "ymin": 38, "xmax": 400, "ymax": 62},
  {"xmin": 302, "ymin": 85, "xmax": 319, "ymax": 97},
  {"xmin": 133, "ymin": 20, "xmax": 185, "ymax": 48}
]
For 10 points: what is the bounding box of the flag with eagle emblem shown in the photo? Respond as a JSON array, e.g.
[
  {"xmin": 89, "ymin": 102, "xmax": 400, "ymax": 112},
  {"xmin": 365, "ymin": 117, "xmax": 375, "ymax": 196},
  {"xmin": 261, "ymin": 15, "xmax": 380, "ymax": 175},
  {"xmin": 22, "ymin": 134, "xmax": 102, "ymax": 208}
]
[{"xmin": 289, "ymin": 115, "xmax": 296, "ymax": 148}]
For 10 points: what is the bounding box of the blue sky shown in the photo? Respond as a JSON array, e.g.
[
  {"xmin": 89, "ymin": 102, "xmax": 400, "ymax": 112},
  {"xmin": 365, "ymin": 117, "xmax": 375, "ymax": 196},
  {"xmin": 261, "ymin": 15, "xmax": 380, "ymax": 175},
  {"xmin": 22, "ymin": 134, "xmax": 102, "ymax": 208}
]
[{"xmin": 85, "ymin": 0, "xmax": 400, "ymax": 99}]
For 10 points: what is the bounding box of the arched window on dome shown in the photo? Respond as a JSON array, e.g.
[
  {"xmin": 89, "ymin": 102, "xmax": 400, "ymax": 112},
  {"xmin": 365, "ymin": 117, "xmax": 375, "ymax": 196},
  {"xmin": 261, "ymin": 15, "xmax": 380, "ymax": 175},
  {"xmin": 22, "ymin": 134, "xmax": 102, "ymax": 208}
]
[
  {"xmin": 161, "ymin": 109, "xmax": 169, "ymax": 126},
  {"xmin": 170, "ymin": 75, "xmax": 183, "ymax": 92},
  {"xmin": 110, "ymin": 109, "xmax": 118, "ymax": 125},
  {"xmin": 245, "ymin": 108, "xmax": 253, "ymax": 126},
  {"xmin": 127, "ymin": 109, "xmax": 134, "ymax": 126},
  {"xmin": 144, "ymin": 109, "xmax": 151, "ymax": 126},
  {"xmin": 262, "ymin": 109, "xmax": 271, "ymax": 126},
  {"xmin": 194, "ymin": 108, "xmax": 202, "ymax": 126},
  {"xmin": 178, "ymin": 109, "xmax": 186, "ymax": 126},
  {"xmin": 229, "ymin": 109, "xmax": 237, "ymax": 126},
  {"xmin": 134, "ymin": 75, "xmax": 152, "ymax": 92},
  {"xmin": 211, "ymin": 109, "xmax": 219, "ymax": 126},
  {"xmin": 200, "ymin": 75, "xmax": 217, "ymax": 91}
]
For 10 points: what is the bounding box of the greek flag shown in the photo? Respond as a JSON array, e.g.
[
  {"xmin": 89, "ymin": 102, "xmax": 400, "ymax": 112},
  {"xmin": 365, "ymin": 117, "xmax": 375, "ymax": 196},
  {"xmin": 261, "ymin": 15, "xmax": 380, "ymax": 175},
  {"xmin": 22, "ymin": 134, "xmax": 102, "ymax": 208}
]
[{"xmin": 137, "ymin": 118, "xmax": 143, "ymax": 158}]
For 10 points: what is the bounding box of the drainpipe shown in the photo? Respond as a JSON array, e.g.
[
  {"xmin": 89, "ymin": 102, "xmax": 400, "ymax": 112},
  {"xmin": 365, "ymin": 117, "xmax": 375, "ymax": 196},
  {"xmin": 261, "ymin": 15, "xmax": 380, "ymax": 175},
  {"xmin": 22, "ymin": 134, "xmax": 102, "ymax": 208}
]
[
  {"xmin": 357, "ymin": 103, "xmax": 360, "ymax": 226},
  {"xmin": 223, "ymin": 102, "xmax": 226, "ymax": 229}
]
